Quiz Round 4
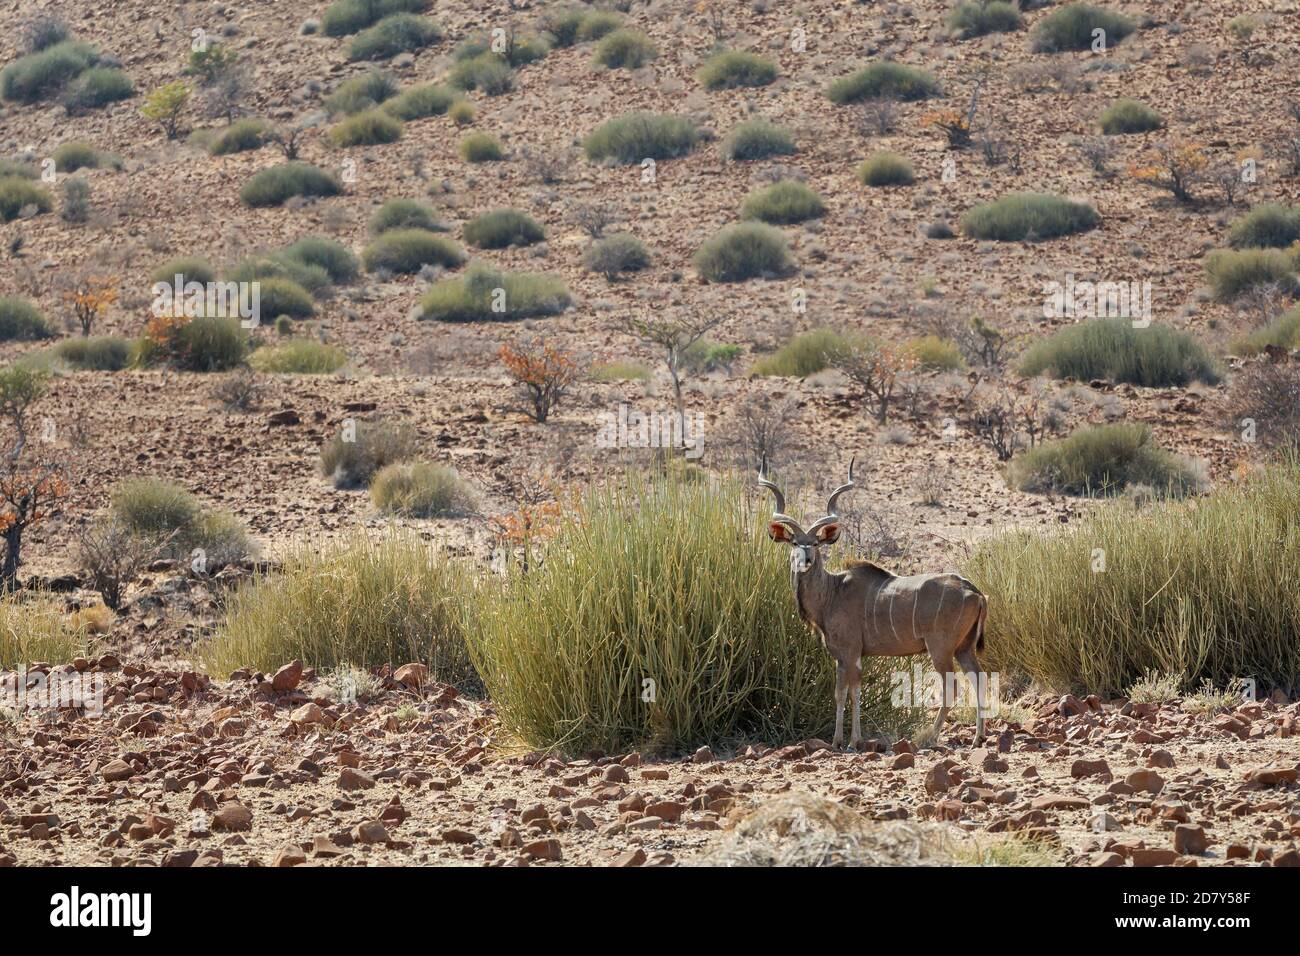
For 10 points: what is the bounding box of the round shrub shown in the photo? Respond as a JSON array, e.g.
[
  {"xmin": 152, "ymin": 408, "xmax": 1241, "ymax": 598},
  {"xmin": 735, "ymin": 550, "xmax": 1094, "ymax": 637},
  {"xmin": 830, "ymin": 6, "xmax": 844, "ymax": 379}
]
[
  {"xmin": 348, "ymin": 14, "xmax": 442, "ymax": 61},
  {"xmin": 419, "ymin": 263, "xmax": 570, "ymax": 322},
  {"xmin": 750, "ymin": 328, "xmax": 854, "ymax": 377},
  {"xmin": 858, "ymin": 152, "xmax": 915, "ymax": 186},
  {"xmin": 1018, "ymin": 317, "xmax": 1221, "ymax": 387},
  {"xmin": 0, "ymin": 159, "xmax": 38, "ymax": 179},
  {"xmin": 1205, "ymin": 248, "xmax": 1299, "ymax": 302},
  {"xmin": 330, "ymin": 108, "xmax": 404, "ymax": 146},
  {"xmin": 209, "ymin": 118, "xmax": 268, "ymax": 155},
  {"xmin": 722, "ymin": 119, "xmax": 796, "ymax": 161},
  {"xmin": 449, "ymin": 101, "xmax": 475, "ymax": 125},
  {"xmin": 381, "ymin": 82, "xmax": 455, "ymax": 119},
  {"xmin": 52, "ymin": 140, "xmax": 102, "ymax": 172},
  {"xmin": 0, "ymin": 177, "xmax": 53, "ymax": 221},
  {"xmin": 362, "ymin": 229, "xmax": 465, "ymax": 273},
  {"xmin": 447, "ymin": 53, "xmax": 513, "ymax": 96},
  {"xmin": 370, "ymin": 198, "xmax": 443, "ymax": 234},
  {"xmin": 108, "ymin": 478, "xmax": 249, "ymax": 567},
  {"xmin": 577, "ymin": 11, "xmax": 623, "ymax": 42},
  {"xmin": 254, "ymin": 277, "xmax": 316, "ymax": 319},
  {"xmin": 1098, "ymin": 98, "xmax": 1163, "ymax": 135},
  {"xmin": 698, "ymin": 50, "xmax": 778, "ymax": 90},
  {"xmin": 1227, "ymin": 204, "xmax": 1300, "ymax": 250},
  {"xmin": 827, "ymin": 61, "xmax": 939, "ymax": 104},
  {"xmin": 584, "ymin": 233, "xmax": 651, "ymax": 279},
  {"xmin": 240, "ymin": 163, "xmax": 341, "ymax": 207},
  {"xmin": 1031, "ymin": 4, "xmax": 1135, "ymax": 53},
  {"xmin": 322, "ymin": 0, "xmax": 429, "ymax": 38},
  {"xmin": 1, "ymin": 40, "xmax": 98, "ymax": 103},
  {"xmin": 693, "ymin": 222, "xmax": 794, "ymax": 283},
  {"xmin": 52, "ymin": 336, "xmax": 131, "ymax": 371},
  {"xmin": 584, "ymin": 112, "xmax": 698, "ymax": 164},
  {"xmin": 960, "ymin": 192, "xmax": 1098, "ymax": 241},
  {"xmin": 908, "ymin": 335, "xmax": 965, "ymax": 371},
  {"xmin": 281, "ymin": 236, "xmax": 360, "ymax": 284},
  {"xmin": 151, "ymin": 257, "xmax": 216, "ymax": 286},
  {"xmin": 947, "ymin": 1, "xmax": 1023, "ymax": 39},
  {"xmin": 741, "ymin": 180, "xmax": 826, "ymax": 225},
  {"xmin": 320, "ymin": 418, "xmax": 418, "ymax": 488},
  {"xmin": 324, "ymin": 70, "xmax": 398, "ymax": 116},
  {"xmin": 463, "ymin": 209, "xmax": 545, "ymax": 249},
  {"xmin": 370, "ymin": 462, "xmax": 474, "ymax": 517},
  {"xmin": 230, "ymin": 256, "xmax": 331, "ymax": 296},
  {"xmin": 1005, "ymin": 423, "xmax": 1203, "ymax": 498},
  {"xmin": 62, "ymin": 67, "xmax": 133, "ymax": 111},
  {"xmin": 169, "ymin": 317, "xmax": 249, "ymax": 372},
  {"xmin": 592, "ymin": 29, "xmax": 657, "ymax": 70},
  {"xmin": 459, "ymin": 132, "xmax": 503, "ymax": 162},
  {"xmin": 0, "ymin": 297, "xmax": 56, "ymax": 341},
  {"xmin": 249, "ymin": 340, "xmax": 347, "ymax": 374}
]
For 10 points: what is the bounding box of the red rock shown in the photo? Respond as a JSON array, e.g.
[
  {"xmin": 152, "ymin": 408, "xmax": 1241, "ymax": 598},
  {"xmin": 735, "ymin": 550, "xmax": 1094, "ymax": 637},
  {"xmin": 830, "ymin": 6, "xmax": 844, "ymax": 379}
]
[
  {"xmin": 212, "ymin": 803, "xmax": 252, "ymax": 832},
  {"xmin": 1071, "ymin": 758, "xmax": 1110, "ymax": 779},
  {"xmin": 1174, "ymin": 824, "xmax": 1208, "ymax": 855},
  {"xmin": 272, "ymin": 660, "xmax": 303, "ymax": 693},
  {"xmin": 290, "ymin": 703, "xmax": 324, "ymax": 724},
  {"xmin": 692, "ymin": 746, "xmax": 714, "ymax": 764},
  {"xmin": 1274, "ymin": 848, "xmax": 1300, "ymax": 867},
  {"xmin": 924, "ymin": 761, "xmax": 956, "ymax": 795},
  {"xmin": 352, "ymin": 821, "xmax": 389, "ymax": 844},
  {"xmin": 338, "ymin": 767, "xmax": 375, "ymax": 791},
  {"xmin": 101, "ymin": 758, "xmax": 134, "ymax": 782},
  {"xmin": 393, "ymin": 663, "xmax": 428, "ymax": 687},
  {"xmin": 522, "ymin": 839, "xmax": 562, "ymax": 862},
  {"xmin": 1125, "ymin": 769, "xmax": 1165, "ymax": 794},
  {"xmin": 891, "ymin": 752, "xmax": 915, "ymax": 770},
  {"xmin": 1147, "ymin": 749, "xmax": 1175, "ymax": 768},
  {"xmin": 613, "ymin": 848, "xmax": 647, "ymax": 867},
  {"xmin": 1091, "ymin": 851, "xmax": 1124, "ymax": 867},
  {"xmin": 645, "ymin": 801, "xmax": 683, "ymax": 822},
  {"xmin": 1245, "ymin": 766, "xmax": 1298, "ymax": 786},
  {"xmin": 1131, "ymin": 848, "xmax": 1178, "ymax": 867},
  {"xmin": 1031, "ymin": 795, "xmax": 1090, "ymax": 811},
  {"xmin": 441, "ymin": 829, "xmax": 477, "ymax": 844},
  {"xmin": 602, "ymin": 765, "xmax": 629, "ymax": 783},
  {"xmin": 273, "ymin": 845, "xmax": 307, "ymax": 867}
]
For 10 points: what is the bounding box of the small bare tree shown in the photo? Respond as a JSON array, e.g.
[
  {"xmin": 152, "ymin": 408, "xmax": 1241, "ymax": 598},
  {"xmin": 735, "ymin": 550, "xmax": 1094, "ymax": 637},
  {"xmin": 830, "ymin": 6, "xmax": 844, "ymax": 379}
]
[
  {"xmin": 856, "ymin": 97, "xmax": 897, "ymax": 137},
  {"xmin": 833, "ymin": 340, "xmax": 917, "ymax": 424},
  {"xmin": 0, "ymin": 367, "xmax": 69, "ymax": 589},
  {"xmin": 729, "ymin": 395, "xmax": 799, "ymax": 472},
  {"xmin": 569, "ymin": 201, "xmax": 620, "ymax": 239},
  {"xmin": 624, "ymin": 313, "xmax": 724, "ymax": 451},
  {"xmin": 77, "ymin": 520, "xmax": 174, "ymax": 610}
]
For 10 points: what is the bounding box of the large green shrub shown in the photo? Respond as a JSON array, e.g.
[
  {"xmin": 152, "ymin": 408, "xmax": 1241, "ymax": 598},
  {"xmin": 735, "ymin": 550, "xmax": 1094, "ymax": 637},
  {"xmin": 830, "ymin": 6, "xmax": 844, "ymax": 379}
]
[
  {"xmin": 348, "ymin": 14, "xmax": 442, "ymax": 61},
  {"xmin": 0, "ymin": 177, "xmax": 53, "ymax": 221},
  {"xmin": 693, "ymin": 222, "xmax": 794, "ymax": 282},
  {"xmin": 1019, "ymin": 318, "xmax": 1220, "ymax": 386},
  {"xmin": 447, "ymin": 53, "xmax": 513, "ymax": 96},
  {"xmin": 330, "ymin": 108, "xmax": 404, "ymax": 146},
  {"xmin": 858, "ymin": 152, "xmax": 915, "ymax": 186},
  {"xmin": 169, "ymin": 317, "xmax": 250, "ymax": 371},
  {"xmin": 459, "ymin": 132, "xmax": 504, "ymax": 162},
  {"xmin": 1098, "ymin": 98, "xmax": 1163, "ymax": 135},
  {"xmin": 947, "ymin": 1, "xmax": 1023, "ymax": 39},
  {"xmin": 370, "ymin": 198, "xmax": 443, "ymax": 234},
  {"xmin": 240, "ymin": 163, "xmax": 341, "ymax": 207},
  {"xmin": 209, "ymin": 118, "xmax": 268, "ymax": 155},
  {"xmin": 254, "ymin": 277, "xmax": 316, "ymax": 319},
  {"xmin": 62, "ymin": 67, "xmax": 133, "ymax": 111},
  {"xmin": 419, "ymin": 263, "xmax": 570, "ymax": 322},
  {"xmin": 741, "ymin": 180, "xmax": 826, "ymax": 225},
  {"xmin": 281, "ymin": 236, "xmax": 360, "ymax": 284},
  {"xmin": 698, "ymin": 50, "xmax": 778, "ymax": 89},
  {"xmin": 592, "ymin": 29, "xmax": 657, "ymax": 69},
  {"xmin": 52, "ymin": 336, "xmax": 132, "ymax": 371},
  {"xmin": 0, "ymin": 297, "xmax": 56, "ymax": 341},
  {"xmin": 249, "ymin": 340, "xmax": 348, "ymax": 374},
  {"xmin": 1031, "ymin": 4, "xmax": 1135, "ymax": 53},
  {"xmin": 381, "ymin": 82, "xmax": 456, "ymax": 119},
  {"xmin": 109, "ymin": 477, "xmax": 251, "ymax": 567},
  {"xmin": 827, "ymin": 61, "xmax": 939, "ymax": 104},
  {"xmin": 751, "ymin": 328, "xmax": 854, "ymax": 377},
  {"xmin": 1, "ymin": 40, "xmax": 98, "ymax": 103},
  {"xmin": 362, "ymin": 229, "xmax": 465, "ymax": 273},
  {"xmin": 322, "ymin": 0, "xmax": 428, "ymax": 37},
  {"xmin": 1205, "ymin": 247, "xmax": 1299, "ymax": 301},
  {"xmin": 370, "ymin": 462, "xmax": 474, "ymax": 517},
  {"xmin": 584, "ymin": 112, "xmax": 698, "ymax": 164},
  {"xmin": 967, "ymin": 459, "xmax": 1300, "ymax": 696},
  {"xmin": 151, "ymin": 256, "xmax": 216, "ymax": 286},
  {"xmin": 583, "ymin": 233, "xmax": 650, "ymax": 279},
  {"xmin": 722, "ymin": 119, "xmax": 796, "ymax": 161},
  {"xmin": 961, "ymin": 192, "xmax": 1098, "ymax": 241},
  {"xmin": 320, "ymin": 418, "xmax": 418, "ymax": 488},
  {"xmin": 1227, "ymin": 204, "xmax": 1300, "ymax": 249},
  {"xmin": 1005, "ymin": 423, "xmax": 1203, "ymax": 497},
  {"xmin": 324, "ymin": 70, "xmax": 398, "ymax": 116},
  {"xmin": 463, "ymin": 208, "xmax": 546, "ymax": 248}
]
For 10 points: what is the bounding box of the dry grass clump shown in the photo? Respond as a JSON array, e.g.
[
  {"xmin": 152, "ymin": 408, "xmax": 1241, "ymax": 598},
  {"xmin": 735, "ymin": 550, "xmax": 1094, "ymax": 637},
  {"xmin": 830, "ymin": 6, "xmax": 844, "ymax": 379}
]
[{"xmin": 0, "ymin": 594, "xmax": 89, "ymax": 668}]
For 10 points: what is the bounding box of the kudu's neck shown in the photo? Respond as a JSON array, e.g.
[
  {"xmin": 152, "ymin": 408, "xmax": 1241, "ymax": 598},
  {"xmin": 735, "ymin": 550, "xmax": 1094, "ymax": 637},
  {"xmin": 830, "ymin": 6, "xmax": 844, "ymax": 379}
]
[{"xmin": 793, "ymin": 551, "xmax": 837, "ymax": 630}]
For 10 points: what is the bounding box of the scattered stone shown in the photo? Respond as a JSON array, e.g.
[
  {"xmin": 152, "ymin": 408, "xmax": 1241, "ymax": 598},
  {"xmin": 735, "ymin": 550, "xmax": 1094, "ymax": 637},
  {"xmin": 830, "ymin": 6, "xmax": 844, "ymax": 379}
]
[{"xmin": 338, "ymin": 767, "xmax": 375, "ymax": 791}]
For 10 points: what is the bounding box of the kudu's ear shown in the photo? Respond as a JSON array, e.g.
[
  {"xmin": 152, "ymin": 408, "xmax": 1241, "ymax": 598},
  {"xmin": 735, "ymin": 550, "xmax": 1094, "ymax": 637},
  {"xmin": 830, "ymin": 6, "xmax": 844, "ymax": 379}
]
[
  {"xmin": 767, "ymin": 522, "xmax": 793, "ymax": 543},
  {"xmin": 815, "ymin": 522, "xmax": 840, "ymax": 545}
]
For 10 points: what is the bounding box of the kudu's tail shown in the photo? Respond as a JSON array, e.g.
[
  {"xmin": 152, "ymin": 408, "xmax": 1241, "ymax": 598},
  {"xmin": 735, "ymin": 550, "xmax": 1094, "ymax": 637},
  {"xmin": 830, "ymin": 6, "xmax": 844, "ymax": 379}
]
[{"xmin": 974, "ymin": 596, "xmax": 987, "ymax": 653}]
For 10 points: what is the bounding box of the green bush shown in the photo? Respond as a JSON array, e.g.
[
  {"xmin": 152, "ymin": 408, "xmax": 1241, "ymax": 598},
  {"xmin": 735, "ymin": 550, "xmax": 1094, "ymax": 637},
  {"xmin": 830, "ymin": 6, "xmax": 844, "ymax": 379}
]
[
  {"xmin": 584, "ymin": 112, "xmax": 698, "ymax": 164},
  {"xmin": 449, "ymin": 101, "xmax": 475, "ymax": 125},
  {"xmin": 240, "ymin": 163, "xmax": 341, "ymax": 207},
  {"xmin": 583, "ymin": 233, "xmax": 651, "ymax": 279},
  {"xmin": 468, "ymin": 474, "xmax": 910, "ymax": 753},
  {"xmin": 419, "ymin": 263, "xmax": 570, "ymax": 322},
  {"xmin": 1, "ymin": 40, "xmax": 98, "ymax": 103},
  {"xmin": 908, "ymin": 335, "xmax": 964, "ymax": 371},
  {"xmin": 324, "ymin": 70, "xmax": 398, "ymax": 116},
  {"xmin": 204, "ymin": 531, "xmax": 476, "ymax": 689},
  {"xmin": 681, "ymin": 340, "xmax": 743, "ymax": 374},
  {"xmin": 151, "ymin": 256, "xmax": 216, "ymax": 286},
  {"xmin": 750, "ymin": 328, "xmax": 853, "ymax": 377},
  {"xmin": 282, "ymin": 236, "xmax": 360, "ymax": 284},
  {"xmin": 322, "ymin": 0, "xmax": 428, "ymax": 37},
  {"xmin": 109, "ymin": 477, "xmax": 250, "ymax": 567},
  {"xmin": 1230, "ymin": 307, "xmax": 1300, "ymax": 356},
  {"xmin": 1018, "ymin": 318, "xmax": 1221, "ymax": 387},
  {"xmin": 693, "ymin": 222, "xmax": 793, "ymax": 283},
  {"xmin": 0, "ymin": 159, "xmax": 37, "ymax": 179},
  {"xmin": 254, "ymin": 277, "xmax": 316, "ymax": 319},
  {"xmin": 348, "ymin": 14, "xmax": 442, "ymax": 61},
  {"xmin": 370, "ymin": 198, "xmax": 443, "ymax": 234},
  {"xmin": 0, "ymin": 177, "xmax": 53, "ymax": 221},
  {"xmin": 1098, "ymin": 98, "xmax": 1163, "ymax": 135},
  {"xmin": 826, "ymin": 61, "xmax": 939, "ymax": 104},
  {"xmin": 1205, "ymin": 247, "xmax": 1299, "ymax": 301},
  {"xmin": 463, "ymin": 208, "xmax": 545, "ymax": 248},
  {"xmin": 969, "ymin": 459, "xmax": 1300, "ymax": 696},
  {"xmin": 1227, "ymin": 204, "xmax": 1300, "ymax": 249},
  {"xmin": 858, "ymin": 151, "xmax": 915, "ymax": 186},
  {"xmin": 62, "ymin": 67, "xmax": 133, "ymax": 111},
  {"xmin": 330, "ymin": 108, "xmax": 403, "ymax": 146},
  {"xmin": 230, "ymin": 256, "xmax": 330, "ymax": 296},
  {"xmin": 576, "ymin": 11, "xmax": 623, "ymax": 42},
  {"xmin": 362, "ymin": 229, "xmax": 465, "ymax": 273},
  {"xmin": 169, "ymin": 317, "xmax": 249, "ymax": 371},
  {"xmin": 0, "ymin": 297, "xmax": 56, "ymax": 341},
  {"xmin": 698, "ymin": 50, "xmax": 778, "ymax": 89},
  {"xmin": 741, "ymin": 180, "xmax": 826, "ymax": 225},
  {"xmin": 381, "ymin": 82, "xmax": 455, "ymax": 119},
  {"xmin": 249, "ymin": 339, "xmax": 347, "ymax": 374},
  {"xmin": 961, "ymin": 192, "xmax": 1099, "ymax": 241},
  {"xmin": 590, "ymin": 361, "xmax": 651, "ymax": 381},
  {"xmin": 722, "ymin": 119, "xmax": 796, "ymax": 161},
  {"xmin": 52, "ymin": 335, "xmax": 131, "ymax": 371},
  {"xmin": 453, "ymin": 34, "xmax": 548, "ymax": 68},
  {"xmin": 947, "ymin": 1, "xmax": 1023, "ymax": 38},
  {"xmin": 447, "ymin": 53, "xmax": 513, "ymax": 96},
  {"xmin": 592, "ymin": 29, "xmax": 657, "ymax": 69},
  {"xmin": 459, "ymin": 131, "xmax": 503, "ymax": 162},
  {"xmin": 208, "ymin": 118, "xmax": 267, "ymax": 155},
  {"xmin": 52, "ymin": 140, "xmax": 104, "ymax": 172},
  {"xmin": 1031, "ymin": 3, "xmax": 1135, "ymax": 53},
  {"xmin": 320, "ymin": 418, "xmax": 418, "ymax": 488},
  {"xmin": 1005, "ymin": 423, "xmax": 1203, "ymax": 498},
  {"xmin": 370, "ymin": 462, "xmax": 474, "ymax": 517}
]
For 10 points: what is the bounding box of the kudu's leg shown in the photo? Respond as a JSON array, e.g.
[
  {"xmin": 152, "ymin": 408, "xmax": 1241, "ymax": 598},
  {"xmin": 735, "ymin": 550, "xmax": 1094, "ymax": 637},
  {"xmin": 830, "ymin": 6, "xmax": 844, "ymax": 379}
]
[
  {"xmin": 832, "ymin": 660, "xmax": 848, "ymax": 749},
  {"xmin": 928, "ymin": 651, "xmax": 955, "ymax": 743},
  {"xmin": 847, "ymin": 660, "xmax": 862, "ymax": 748},
  {"xmin": 955, "ymin": 646, "xmax": 987, "ymax": 743}
]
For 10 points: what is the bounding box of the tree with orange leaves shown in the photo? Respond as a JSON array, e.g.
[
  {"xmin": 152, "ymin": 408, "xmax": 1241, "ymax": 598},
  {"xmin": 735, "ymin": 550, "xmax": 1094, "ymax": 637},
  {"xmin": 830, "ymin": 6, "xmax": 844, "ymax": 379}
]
[
  {"xmin": 64, "ymin": 274, "xmax": 117, "ymax": 336},
  {"xmin": 488, "ymin": 470, "xmax": 567, "ymax": 574},
  {"xmin": 0, "ymin": 365, "xmax": 68, "ymax": 588},
  {"xmin": 833, "ymin": 337, "xmax": 918, "ymax": 424},
  {"xmin": 1130, "ymin": 140, "xmax": 1209, "ymax": 204},
  {"xmin": 499, "ymin": 339, "xmax": 581, "ymax": 424}
]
